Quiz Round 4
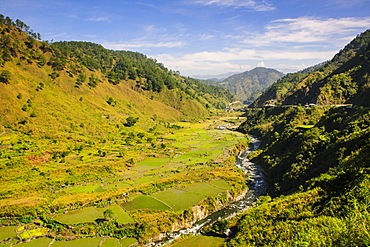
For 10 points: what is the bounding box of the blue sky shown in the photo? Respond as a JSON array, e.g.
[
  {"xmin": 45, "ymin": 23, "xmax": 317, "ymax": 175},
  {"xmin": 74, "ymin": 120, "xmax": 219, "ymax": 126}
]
[{"xmin": 1, "ymin": 0, "xmax": 370, "ymax": 77}]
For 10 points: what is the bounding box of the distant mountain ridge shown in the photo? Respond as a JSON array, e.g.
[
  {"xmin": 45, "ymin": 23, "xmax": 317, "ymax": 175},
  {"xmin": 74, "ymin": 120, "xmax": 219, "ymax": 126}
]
[
  {"xmin": 202, "ymin": 67, "xmax": 284, "ymax": 104},
  {"xmin": 193, "ymin": 71, "xmax": 239, "ymax": 81},
  {"xmin": 250, "ymin": 29, "xmax": 370, "ymax": 107}
]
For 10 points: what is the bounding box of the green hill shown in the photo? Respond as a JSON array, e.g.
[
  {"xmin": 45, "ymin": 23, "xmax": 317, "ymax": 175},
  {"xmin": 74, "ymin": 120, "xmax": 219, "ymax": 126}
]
[
  {"xmin": 231, "ymin": 30, "xmax": 370, "ymax": 246},
  {"xmin": 202, "ymin": 67, "xmax": 284, "ymax": 104},
  {"xmin": 0, "ymin": 17, "xmax": 234, "ymax": 138},
  {"xmin": 250, "ymin": 29, "xmax": 370, "ymax": 108}
]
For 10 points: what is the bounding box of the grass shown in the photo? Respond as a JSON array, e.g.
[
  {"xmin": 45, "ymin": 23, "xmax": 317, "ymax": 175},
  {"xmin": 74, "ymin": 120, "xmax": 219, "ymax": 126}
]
[
  {"xmin": 18, "ymin": 228, "xmax": 49, "ymax": 239},
  {"xmin": 209, "ymin": 179, "xmax": 232, "ymax": 190},
  {"xmin": 51, "ymin": 237, "xmax": 103, "ymax": 247},
  {"xmin": 296, "ymin": 124, "xmax": 315, "ymax": 129},
  {"xmin": 181, "ymin": 182, "xmax": 225, "ymax": 197},
  {"xmin": 100, "ymin": 238, "xmax": 120, "ymax": 247},
  {"xmin": 0, "ymin": 226, "xmax": 17, "ymax": 240},
  {"xmin": 119, "ymin": 237, "xmax": 138, "ymax": 247},
  {"xmin": 53, "ymin": 207, "xmax": 103, "ymax": 224},
  {"xmin": 100, "ymin": 204, "xmax": 135, "ymax": 224},
  {"xmin": 134, "ymin": 157, "xmax": 171, "ymax": 171},
  {"xmin": 13, "ymin": 237, "xmax": 52, "ymax": 247},
  {"xmin": 121, "ymin": 195, "xmax": 171, "ymax": 211},
  {"xmin": 152, "ymin": 188, "xmax": 206, "ymax": 212},
  {"xmin": 64, "ymin": 183, "xmax": 103, "ymax": 193},
  {"xmin": 171, "ymin": 235, "xmax": 225, "ymax": 247}
]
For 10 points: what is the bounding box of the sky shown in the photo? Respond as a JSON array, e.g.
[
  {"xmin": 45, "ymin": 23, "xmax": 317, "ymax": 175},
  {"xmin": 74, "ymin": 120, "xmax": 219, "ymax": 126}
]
[{"xmin": 1, "ymin": 0, "xmax": 370, "ymax": 77}]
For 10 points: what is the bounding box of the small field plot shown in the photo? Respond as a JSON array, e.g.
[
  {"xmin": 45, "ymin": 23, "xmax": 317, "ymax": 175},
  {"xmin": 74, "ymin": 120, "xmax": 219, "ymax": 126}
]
[
  {"xmin": 132, "ymin": 176, "xmax": 154, "ymax": 185},
  {"xmin": 152, "ymin": 189, "xmax": 206, "ymax": 212},
  {"xmin": 64, "ymin": 183, "xmax": 102, "ymax": 193},
  {"xmin": 53, "ymin": 207, "xmax": 103, "ymax": 224},
  {"xmin": 119, "ymin": 238, "xmax": 138, "ymax": 247},
  {"xmin": 171, "ymin": 235, "xmax": 224, "ymax": 247},
  {"xmin": 100, "ymin": 238, "xmax": 120, "ymax": 247},
  {"xmin": 181, "ymin": 182, "xmax": 225, "ymax": 197},
  {"xmin": 19, "ymin": 228, "xmax": 49, "ymax": 239},
  {"xmin": 98, "ymin": 204, "xmax": 135, "ymax": 224},
  {"xmin": 0, "ymin": 226, "xmax": 17, "ymax": 240},
  {"xmin": 13, "ymin": 237, "xmax": 52, "ymax": 247},
  {"xmin": 121, "ymin": 195, "xmax": 170, "ymax": 211},
  {"xmin": 209, "ymin": 179, "xmax": 232, "ymax": 190},
  {"xmin": 134, "ymin": 157, "xmax": 171, "ymax": 171},
  {"xmin": 51, "ymin": 237, "xmax": 103, "ymax": 247},
  {"xmin": 102, "ymin": 181, "xmax": 132, "ymax": 190}
]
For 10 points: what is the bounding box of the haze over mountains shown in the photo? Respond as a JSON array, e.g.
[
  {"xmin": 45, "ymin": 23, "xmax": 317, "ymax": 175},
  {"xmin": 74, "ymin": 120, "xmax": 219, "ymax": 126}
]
[{"xmin": 201, "ymin": 67, "xmax": 284, "ymax": 104}]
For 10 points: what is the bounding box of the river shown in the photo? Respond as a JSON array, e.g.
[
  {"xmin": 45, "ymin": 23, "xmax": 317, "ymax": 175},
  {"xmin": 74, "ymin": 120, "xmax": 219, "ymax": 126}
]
[{"xmin": 152, "ymin": 136, "xmax": 266, "ymax": 246}]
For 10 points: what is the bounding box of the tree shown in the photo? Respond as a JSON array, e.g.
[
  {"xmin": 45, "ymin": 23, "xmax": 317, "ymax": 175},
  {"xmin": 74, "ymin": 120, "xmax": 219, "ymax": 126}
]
[
  {"xmin": 211, "ymin": 219, "xmax": 230, "ymax": 235},
  {"xmin": 103, "ymin": 209, "xmax": 114, "ymax": 220},
  {"xmin": 124, "ymin": 117, "xmax": 139, "ymax": 127},
  {"xmin": 0, "ymin": 70, "xmax": 11, "ymax": 84},
  {"xmin": 106, "ymin": 97, "xmax": 116, "ymax": 106}
]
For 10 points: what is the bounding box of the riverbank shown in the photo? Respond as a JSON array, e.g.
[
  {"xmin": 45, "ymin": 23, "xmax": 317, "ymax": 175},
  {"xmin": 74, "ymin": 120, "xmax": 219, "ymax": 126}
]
[{"xmin": 158, "ymin": 136, "xmax": 266, "ymax": 246}]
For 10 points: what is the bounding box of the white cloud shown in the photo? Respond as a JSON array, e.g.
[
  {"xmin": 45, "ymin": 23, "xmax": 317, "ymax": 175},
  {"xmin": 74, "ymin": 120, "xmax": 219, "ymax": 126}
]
[
  {"xmin": 179, "ymin": 48, "xmax": 335, "ymax": 62},
  {"xmin": 193, "ymin": 0, "xmax": 275, "ymax": 11},
  {"xmin": 103, "ymin": 41, "xmax": 186, "ymax": 50},
  {"xmin": 87, "ymin": 16, "xmax": 112, "ymax": 23},
  {"xmin": 153, "ymin": 48, "xmax": 336, "ymax": 76},
  {"xmin": 257, "ymin": 61, "xmax": 266, "ymax": 67},
  {"xmin": 243, "ymin": 17, "xmax": 370, "ymax": 46}
]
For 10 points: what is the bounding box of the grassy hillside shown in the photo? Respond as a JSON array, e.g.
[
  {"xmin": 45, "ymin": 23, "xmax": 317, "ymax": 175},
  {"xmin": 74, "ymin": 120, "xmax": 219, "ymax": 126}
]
[
  {"xmin": 250, "ymin": 29, "xmax": 370, "ymax": 107},
  {"xmin": 0, "ymin": 19, "xmax": 234, "ymax": 134}
]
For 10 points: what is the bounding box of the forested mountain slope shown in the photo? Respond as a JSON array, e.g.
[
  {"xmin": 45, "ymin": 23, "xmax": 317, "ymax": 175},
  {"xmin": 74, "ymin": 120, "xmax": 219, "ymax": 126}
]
[
  {"xmin": 250, "ymin": 29, "xmax": 370, "ymax": 108},
  {"xmin": 202, "ymin": 67, "xmax": 284, "ymax": 104},
  {"xmin": 231, "ymin": 29, "xmax": 370, "ymax": 246},
  {"xmin": 0, "ymin": 17, "xmax": 234, "ymax": 137},
  {"xmin": 233, "ymin": 105, "xmax": 370, "ymax": 246}
]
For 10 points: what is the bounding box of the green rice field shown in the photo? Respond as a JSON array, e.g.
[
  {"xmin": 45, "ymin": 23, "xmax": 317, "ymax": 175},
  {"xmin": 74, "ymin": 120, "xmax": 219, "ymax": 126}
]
[
  {"xmin": 151, "ymin": 188, "xmax": 207, "ymax": 212},
  {"xmin": 122, "ymin": 195, "xmax": 171, "ymax": 211},
  {"xmin": 13, "ymin": 237, "xmax": 52, "ymax": 247},
  {"xmin": 171, "ymin": 235, "xmax": 225, "ymax": 247},
  {"xmin": 51, "ymin": 237, "xmax": 103, "ymax": 247},
  {"xmin": 0, "ymin": 115, "xmax": 248, "ymax": 245},
  {"xmin": 53, "ymin": 207, "xmax": 103, "ymax": 224}
]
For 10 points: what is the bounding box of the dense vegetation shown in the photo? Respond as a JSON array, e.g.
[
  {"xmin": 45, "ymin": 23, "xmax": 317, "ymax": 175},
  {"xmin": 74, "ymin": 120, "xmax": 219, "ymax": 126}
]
[
  {"xmin": 230, "ymin": 30, "xmax": 370, "ymax": 246},
  {"xmin": 202, "ymin": 67, "xmax": 284, "ymax": 104},
  {"xmin": 250, "ymin": 29, "xmax": 370, "ymax": 107},
  {"xmin": 231, "ymin": 105, "xmax": 370, "ymax": 246}
]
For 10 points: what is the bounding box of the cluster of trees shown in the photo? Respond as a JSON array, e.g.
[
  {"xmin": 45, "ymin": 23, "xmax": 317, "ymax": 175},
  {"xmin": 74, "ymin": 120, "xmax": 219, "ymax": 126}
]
[{"xmin": 0, "ymin": 14, "xmax": 41, "ymax": 40}]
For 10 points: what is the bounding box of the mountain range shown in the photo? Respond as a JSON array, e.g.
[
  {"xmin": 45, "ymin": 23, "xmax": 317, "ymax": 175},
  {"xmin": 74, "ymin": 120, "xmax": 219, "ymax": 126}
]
[{"xmin": 201, "ymin": 67, "xmax": 284, "ymax": 104}]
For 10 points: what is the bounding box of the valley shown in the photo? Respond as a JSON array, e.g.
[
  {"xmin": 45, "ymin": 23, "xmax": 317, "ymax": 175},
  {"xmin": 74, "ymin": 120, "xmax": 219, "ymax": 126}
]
[
  {"xmin": 0, "ymin": 113, "xmax": 251, "ymax": 246},
  {"xmin": 1, "ymin": 14, "xmax": 370, "ymax": 247}
]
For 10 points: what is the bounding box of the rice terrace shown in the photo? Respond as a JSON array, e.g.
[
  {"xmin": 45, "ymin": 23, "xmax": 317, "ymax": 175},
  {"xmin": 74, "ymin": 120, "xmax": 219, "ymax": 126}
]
[{"xmin": 0, "ymin": 113, "xmax": 250, "ymax": 246}]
